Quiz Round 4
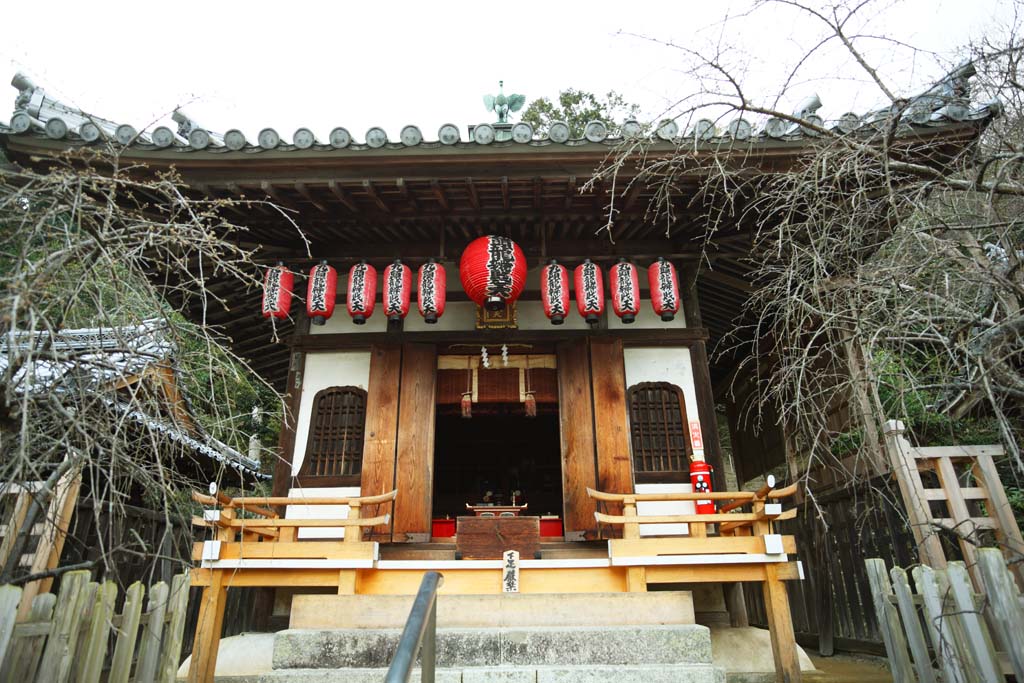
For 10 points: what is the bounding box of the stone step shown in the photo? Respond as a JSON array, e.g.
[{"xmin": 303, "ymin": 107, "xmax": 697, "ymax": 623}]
[
  {"xmin": 273, "ymin": 625, "xmax": 713, "ymax": 670},
  {"xmin": 289, "ymin": 591, "xmax": 694, "ymax": 630},
  {"xmin": 259, "ymin": 663, "xmax": 725, "ymax": 683}
]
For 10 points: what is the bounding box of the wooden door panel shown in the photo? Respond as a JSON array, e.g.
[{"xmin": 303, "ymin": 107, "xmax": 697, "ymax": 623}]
[
  {"xmin": 393, "ymin": 343, "xmax": 437, "ymax": 542},
  {"xmin": 556, "ymin": 340, "xmax": 598, "ymax": 539}
]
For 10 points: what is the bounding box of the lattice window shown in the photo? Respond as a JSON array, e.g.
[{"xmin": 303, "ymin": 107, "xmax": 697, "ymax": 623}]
[
  {"xmin": 297, "ymin": 386, "xmax": 367, "ymax": 486},
  {"xmin": 627, "ymin": 382, "xmax": 691, "ymax": 482}
]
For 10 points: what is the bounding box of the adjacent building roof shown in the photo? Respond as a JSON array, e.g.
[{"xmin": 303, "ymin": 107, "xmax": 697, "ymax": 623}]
[{"xmin": 1, "ymin": 319, "xmax": 263, "ymax": 478}]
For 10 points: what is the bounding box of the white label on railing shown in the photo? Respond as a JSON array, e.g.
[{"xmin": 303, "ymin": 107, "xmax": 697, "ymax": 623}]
[
  {"xmin": 763, "ymin": 534, "xmax": 785, "ymax": 555},
  {"xmin": 201, "ymin": 541, "xmax": 222, "ymax": 562},
  {"xmin": 502, "ymin": 550, "xmax": 520, "ymax": 593},
  {"xmin": 764, "ymin": 503, "xmax": 782, "ymax": 517}
]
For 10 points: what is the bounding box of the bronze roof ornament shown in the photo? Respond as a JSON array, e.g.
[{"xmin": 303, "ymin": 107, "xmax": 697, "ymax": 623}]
[{"xmin": 483, "ymin": 80, "xmax": 525, "ymax": 124}]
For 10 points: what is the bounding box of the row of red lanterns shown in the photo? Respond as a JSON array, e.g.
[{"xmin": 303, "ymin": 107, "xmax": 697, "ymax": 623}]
[
  {"xmin": 262, "ymin": 259, "xmax": 447, "ymax": 325},
  {"xmin": 261, "ymin": 236, "xmax": 681, "ymax": 325}
]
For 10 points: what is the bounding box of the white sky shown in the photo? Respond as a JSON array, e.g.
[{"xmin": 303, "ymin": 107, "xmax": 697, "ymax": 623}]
[{"xmin": 0, "ymin": 1, "xmax": 1015, "ymax": 142}]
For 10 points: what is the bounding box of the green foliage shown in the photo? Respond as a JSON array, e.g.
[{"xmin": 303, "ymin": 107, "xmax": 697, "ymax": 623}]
[{"xmin": 520, "ymin": 89, "xmax": 641, "ymax": 138}]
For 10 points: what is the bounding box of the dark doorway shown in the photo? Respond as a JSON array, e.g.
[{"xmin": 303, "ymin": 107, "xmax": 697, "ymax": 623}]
[{"xmin": 432, "ymin": 408, "xmax": 563, "ymax": 519}]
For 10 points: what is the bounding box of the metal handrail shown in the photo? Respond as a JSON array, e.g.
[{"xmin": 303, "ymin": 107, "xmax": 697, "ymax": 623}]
[{"xmin": 385, "ymin": 571, "xmax": 444, "ymax": 683}]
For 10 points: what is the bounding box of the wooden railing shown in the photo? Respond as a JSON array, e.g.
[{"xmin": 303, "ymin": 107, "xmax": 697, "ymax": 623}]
[
  {"xmin": 587, "ymin": 477, "xmax": 804, "ymax": 682},
  {"xmin": 187, "ymin": 486, "xmax": 397, "ymax": 683},
  {"xmin": 191, "ymin": 485, "xmax": 396, "ymax": 544}
]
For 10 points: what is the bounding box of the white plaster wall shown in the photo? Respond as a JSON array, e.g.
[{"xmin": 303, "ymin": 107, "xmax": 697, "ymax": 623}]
[
  {"xmin": 623, "ymin": 347, "xmax": 702, "ymax": 457},
  {"xmin": 285, "ymin": 486, "xmax": 360, "ymax": 539},
  {"xmin": 291, "ymin": 351, "xmax": 372, "ymax": 475},
  {"xmin": 636, "ymin": 482, "xmax": 695, "ymax": 536}
]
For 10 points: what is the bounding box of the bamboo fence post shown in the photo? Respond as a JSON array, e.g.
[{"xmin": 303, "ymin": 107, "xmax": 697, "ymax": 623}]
[
  {"xmin": 109, "ymin": 581, "xmax": 145, "ymax": 683},
  {"xmin": 911, "ymin": 565, "xmax": 967, "ymax": 683},
  {"xmin": 157, "ymin": 572, "xmax": 191, "ymax": 683},
  {"xmin": 79, "ymin": 581, "xmax": 117, "ymax": 683},
  {"xmin": 976, "ymin": 548, "xmax": 1024, "ymax": 680},
  {"xmin": 34, "ymin": 569, "xmax": 90, "ymax": 683},
  {"xmin": 0, "ymin": 584, "xmax": 21, "ymax": 672},
  {"xmin": 865, "ymin": 559, "xmax": 914, "ymax": 683},
  {"xmin": 889, "ymin": 566, "xmax": 936, "ymax": 683},
  {"xmin": 945, "ymin": 562, "xmax": 1001, "ymax": 683},
  {"xmin": 135, "ymin": 580, "xmax": 169, "ymax": 683}
]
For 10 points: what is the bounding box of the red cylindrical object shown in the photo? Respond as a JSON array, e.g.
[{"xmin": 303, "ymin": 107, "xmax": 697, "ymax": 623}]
[
  {"xmin": 690, "ymin": 460, "xmax": 715, "ymax": 514},
  {"xmin": 261, "ymin": 263, "xmax": 293, "ymax": 320},
  {"xmin": 459, "ymin": 235, "xmax": 527, "ymax": 310},
  {"xmin": 574, "ymin": 259, "xmax": 605, "ymax": 325},
  {"xmin": 306, "ymin": 260, "xmax": 337, "ymax": 325},
  {"xmin": 649, "ymin": 257, "xmax": 680, "ymax": 322},
  {"xmin": 540, "ymin": 260, "xmax": 570, "ymax": 325},
  {"xmin": 417, "ymin": 259, "xmax": 447, "ymax": 324},
  {"xmin": 346, "ymin": 261, "xmax": 377, "ymax": 325},
  {"xmin": 610, "ymin": 258, "xmax": 640, "ymax": 324},
  {"xmin": 383, "ymin": 260, "xmax": 411, "ymax": 321}
]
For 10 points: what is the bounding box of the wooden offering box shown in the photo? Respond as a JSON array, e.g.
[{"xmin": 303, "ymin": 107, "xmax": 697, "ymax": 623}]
[{"xmin": 456, "ymin": 515, "xmax": 541, "ymax": 559}]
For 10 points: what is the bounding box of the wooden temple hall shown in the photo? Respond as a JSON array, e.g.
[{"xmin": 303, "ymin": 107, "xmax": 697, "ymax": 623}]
[{"xmin": 0, "ymin": 74, "xmax": 999, "ymax": 682}]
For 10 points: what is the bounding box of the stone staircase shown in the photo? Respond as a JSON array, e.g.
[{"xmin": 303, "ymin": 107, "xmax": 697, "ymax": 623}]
[
  {"xmin": 258, "ymin": 624, "xmax": 724, "ymax": 682},
  {"xmin": 257, "ymin": 592, "xmax": 725, "ymax": 683}
]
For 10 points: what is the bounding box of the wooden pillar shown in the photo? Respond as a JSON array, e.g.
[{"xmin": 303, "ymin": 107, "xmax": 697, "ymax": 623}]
[
  {"xmin": 188, "ymin": 570, "xmax": 227, "ymax": 683},
  {"xmin": 590, "ymin": 339, "xmax": 634, "ymax": 502},
  {"xmin": 557, "ymin": 339, "xmax": 598, "ymax": 540},
  {"xmin": 681, "ymin": 266, "xmax": 726, "ymax": 493},
  {"xmin": 392, "ymin": 343, "xmax": 437, "ymax": 542},
  {"xmin": 361, "ymin": 345, "xmax": 403, "ymax": 539},
  {"xmin": 762, "ymin": 564, "xmax": 802, "ymax": 683}
]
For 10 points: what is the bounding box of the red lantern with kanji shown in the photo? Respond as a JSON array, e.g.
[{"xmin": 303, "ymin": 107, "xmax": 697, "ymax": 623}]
[
  {"xmin": 306, "ymin": 260, "xmax": 337, "ymax": 325},
  {"xmin": 540, "ymin": 260, "xmax": 570, "ymax": 325},
  {"xmin": 383, "ymin": 260, "xmax": 411, "ymax": 322},
  {"xmin": 261, "ymin": 262, "xmax": 293, "ymax": 320},
  {"xmin": 417, "ymin": 259, "xmax": 446, "ymax": 324},
  {"xmin": 610, "ymin": 258, "xmax": 640, "ymax": 324},
  {"xmin": 346, "ymin": 261, "xmax": 377, "ymax": 325},
  {"xmin": 649, "ymin": 257, "xmax": 680, "ymax": 322},
  {"xmin": 690, "ymin": 459, "xmax": 715, "ymax": 514},
  {"xmin": 459, "ymin": 235, "xmax": 527, "ymax": 311},
  {"xmin": 574, "ymin": 259, "xmax": 605, "ymax": 325}
]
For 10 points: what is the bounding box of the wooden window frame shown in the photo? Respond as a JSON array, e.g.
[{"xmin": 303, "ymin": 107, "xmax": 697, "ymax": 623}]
[
  {"xmin": 295, "ymin": 385, "xmax": 367, "ymax": 487},
  {"xmin": 627, "ymin": 381, "xmax": 692, "ymax": 484}
]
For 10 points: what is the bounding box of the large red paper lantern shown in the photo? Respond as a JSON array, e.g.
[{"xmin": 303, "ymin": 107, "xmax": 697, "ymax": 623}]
[
  {"xmin": 261, "ymin": 263, "xmax": 293, "ymax": 320},
  {"xmin": 649, "ymin": 257, "xmax": 680, "ymax": 321},
  {"xmin": 610, "ymin": 258, "xmax": 640, "ymax": 324},
  {"xmin": 346, "ymin": 261, "xmax": 377, "ymax": 325},
  {"xmin": 540, "ymin": 260, "xmax": 570, "ymax": 325},
  {"xmin": 306, "ymin": 260, "xmax": 337, "ymax": 325},
  {"xmin": 459, "ymin": 235, "xmax": 527, "ymax": 311},
  {"xmin": 383, "ymin": 260, "xmax": 412, "ymax": 322},
  {"xmin": 417, "ymin": 259, "xmax": 447, "ymax": 324},
  {"xmin": 574, "ymin": 259, "xmax": 605, "ymax": 325}
]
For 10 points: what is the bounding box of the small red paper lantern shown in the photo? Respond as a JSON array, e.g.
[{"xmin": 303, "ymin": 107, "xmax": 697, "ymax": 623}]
[
  {"xmin": 383, "ymin": 260, "xmax": 411, "ymax": 322},
  {"xmin": 459, "ymin": 235, "xmax": 527, "ymax": 311},
  {"xmin": 649, "ymin": 257, "xmax": 680, "ymax": 322},
  {"xmin": 610, "ymin": 258, "xmax": 640, "ymax": 324},
  {"xmin": 346, "ymin": 261, "xmax": 377, "ymax": 325},
  {"xmin": 417, "ymin": 259, "xmax": 447, "ymax": 324},
  {"xmin": 261, "ymin": 262, "xmax": 293, "ymax": 320},
  {"xmin": 541, "ymin": 260, "xmax": 570, "ymax": 325},
  {"xmin": 574, "ymin": 259, "xmax": 605, "ymax": 325},
  {"xmin": 306, "ymin": 260, "xmax": 337, "ymax": 325}
]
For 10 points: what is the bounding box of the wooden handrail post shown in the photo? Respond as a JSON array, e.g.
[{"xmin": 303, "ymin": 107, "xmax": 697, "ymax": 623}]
[{"xmin": 882, "ymin": 420, "xmax": 947, "ymax": 569}]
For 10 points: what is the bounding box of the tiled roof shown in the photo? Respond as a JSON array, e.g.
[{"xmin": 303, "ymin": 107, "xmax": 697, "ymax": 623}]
[
  {"xmin": 1, "ymin": 319, "xmax": 263, "ymax": 476},
  {"xmin": 1, "ymin": 66, "xmax": 1000, "ymax": 154}
]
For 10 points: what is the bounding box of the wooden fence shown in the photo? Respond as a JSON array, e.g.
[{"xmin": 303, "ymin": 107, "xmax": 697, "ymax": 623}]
[
  {"xmin": 0, "ymin": 569, "xmax": 190, "ymax": 683},
  {"xmin": 865, "ymin": 550, "xmax": 1024, "ymax": 683}
]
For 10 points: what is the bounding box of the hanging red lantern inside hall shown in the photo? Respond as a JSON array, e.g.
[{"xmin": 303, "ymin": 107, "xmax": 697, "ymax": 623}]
[
  {"xmin": 417, "ymin": 259, "xmax": 447, "ymax": 324},
  {"xmin": 459, "ymin": 235, "xmax": 527, "ymax": 311},
  {"xmin": 610, "ymin": 258, "xmax": 640, "ymax": 324},
  {"xmin": 540, "ymin": 260, "xmax": 570, "ymax": 325},
  {"xmin": 574, "ymin": 259, "xmax": 605, "ymax": 325},
  {"xmin": 649, "ymin": 257, "xmax": 680, "ymax": 322},
  {"xmin": 383, "ymin": 260, "xmax": 411, "ymax": 322},
  {"xmin": 346, "ymin": 261, "xmax": 377, "ymax": 325},
  {"xmin": 306, "ymin": 260, "xmax": 337, "ymax": 325},
  {"xmin": 261, "ymin": 262, "xmax": 293, "ymax": 320}
]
